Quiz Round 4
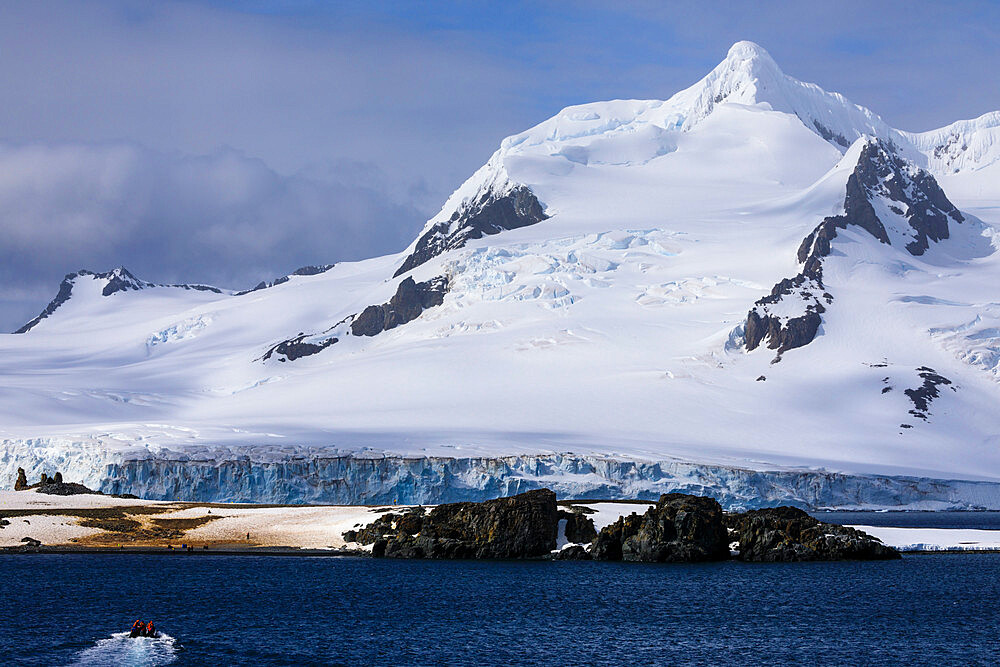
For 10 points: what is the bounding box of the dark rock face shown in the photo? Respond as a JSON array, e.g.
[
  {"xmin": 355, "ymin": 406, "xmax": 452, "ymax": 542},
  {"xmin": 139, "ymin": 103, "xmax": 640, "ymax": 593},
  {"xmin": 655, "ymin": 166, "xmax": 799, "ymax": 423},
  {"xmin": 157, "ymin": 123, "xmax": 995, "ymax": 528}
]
[
  {"xmin": 262, "ymin": 274, "xmax": 447, "ymax": 363},
  {"xmin": 552, "ymin": 544, "xmax": 591, "ymax": 560},
  {"xmin": 591, "ymin": 512, "xmax": 643, "ymax": 561},
  {"xmin": 16, "ymin": 275, "xmax": 77, "ymax": 333},
  {"xmin": 351, "ymin": 276, "xmax": 449, "ymax": 337},
  {"xmin": 354, "ymin": 489, "xmax": 559, "ymax": 560},
  {"xmin": 101, "ymin": 267, "xmax": 149, "ymax": 296},
  {"xmin": 16, "ymin": 469, "xmax": 101, "ymax": 495},
  {"xmin": 347, "ymin": 507, "xmax": 426, "ymax": 546},
  {"xmin": 592, "ymin": 494, "xmax": 729, "ymax": 563},
  {"xmin": 744, "ymin": 139, "xmax": 963, "ymax": 358},
  {"xmin": 395, "ymin": 184, "xmax": 548, "ymax": 277},
  {"xmin": 16, "ymin": 267, "xmax": 223, "ymax": 333},
  {"xmin": 851, "ymin": 143, "xmax": 963, "ymax": 256},
  {"xmin": 262, "ymin": 335, "xmax": 338, "ymax": 362},
  {"xmin": 559, "ymin": 509, "xmax": 597, "ymax": 544},
  {"xmin": 744, "ymin": 274, "xmax": 827, "ymax": 355},
  {"xmin": 905, "ymin": 366, "xmax": 953, "ymax": 420},
  {"xmin": 237, "ymin": 264, "xmax": 335, "ymax": 295},
  {"xmin": 811, "ymin": 120, "xmax": 851, "ymax": 148},
  {"xmin": 34, "ymin": 481, "xmax": 100, "ymax": 496},
  {"xmin": 727, "ymin": 506, "xmax": 899, "ymax": 561}
]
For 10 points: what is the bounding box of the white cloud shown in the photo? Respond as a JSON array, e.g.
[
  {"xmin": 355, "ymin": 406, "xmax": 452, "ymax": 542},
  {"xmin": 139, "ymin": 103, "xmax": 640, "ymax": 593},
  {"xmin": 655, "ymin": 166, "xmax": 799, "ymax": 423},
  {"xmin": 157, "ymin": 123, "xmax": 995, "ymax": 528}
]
[{"xmin": 0, "ymin": 141, "xmax": 424, "ymax": 330}]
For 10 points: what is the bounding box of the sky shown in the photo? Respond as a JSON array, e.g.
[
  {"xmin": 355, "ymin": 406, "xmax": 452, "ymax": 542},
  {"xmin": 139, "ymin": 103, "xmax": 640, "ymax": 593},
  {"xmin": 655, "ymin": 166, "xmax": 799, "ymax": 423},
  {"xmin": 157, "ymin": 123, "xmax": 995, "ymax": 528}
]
[{"xmin": 0, "ymin": 0, "xmax": 997, "ymax": 331}]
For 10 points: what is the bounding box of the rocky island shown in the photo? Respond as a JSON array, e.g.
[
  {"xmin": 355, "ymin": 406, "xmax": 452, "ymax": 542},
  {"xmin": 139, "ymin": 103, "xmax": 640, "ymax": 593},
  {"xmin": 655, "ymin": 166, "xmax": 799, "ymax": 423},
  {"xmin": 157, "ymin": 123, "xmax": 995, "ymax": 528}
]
[{"xmin": 343, "ymin": 489, "xmax": 900, "ymax": 562}]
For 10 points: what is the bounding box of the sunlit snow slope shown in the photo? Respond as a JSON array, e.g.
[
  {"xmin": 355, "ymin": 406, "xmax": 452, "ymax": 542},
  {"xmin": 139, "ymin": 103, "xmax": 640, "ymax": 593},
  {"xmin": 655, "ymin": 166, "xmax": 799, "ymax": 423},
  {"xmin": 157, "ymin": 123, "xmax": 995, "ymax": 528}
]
[{"xmin": 3, "ymin": 42, "xmax": 1000, "ymax": 508}]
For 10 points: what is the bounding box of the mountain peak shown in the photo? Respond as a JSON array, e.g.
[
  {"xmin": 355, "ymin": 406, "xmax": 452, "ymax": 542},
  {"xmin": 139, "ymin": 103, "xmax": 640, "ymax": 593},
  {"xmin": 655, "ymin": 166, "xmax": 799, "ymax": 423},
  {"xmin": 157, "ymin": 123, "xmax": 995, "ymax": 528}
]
[
  {"xmin": 14, "ymin": 267, "xmax": 227, "ymax": 334},
  {"xmin": 724, "ymin": 40, "xmax": 780, "ymax": 71},
  {"xmin": 669, "ymin": 41, "xmax": 901, "ymax": 151}
]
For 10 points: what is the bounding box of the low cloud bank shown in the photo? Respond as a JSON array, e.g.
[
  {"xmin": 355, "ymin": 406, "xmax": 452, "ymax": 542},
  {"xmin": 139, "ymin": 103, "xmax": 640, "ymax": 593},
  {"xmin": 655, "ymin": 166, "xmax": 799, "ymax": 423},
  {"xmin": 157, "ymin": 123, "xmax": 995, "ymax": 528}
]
[{"xmin": 0, "ymin": 141, "xmax": 426, "ymax": 331}]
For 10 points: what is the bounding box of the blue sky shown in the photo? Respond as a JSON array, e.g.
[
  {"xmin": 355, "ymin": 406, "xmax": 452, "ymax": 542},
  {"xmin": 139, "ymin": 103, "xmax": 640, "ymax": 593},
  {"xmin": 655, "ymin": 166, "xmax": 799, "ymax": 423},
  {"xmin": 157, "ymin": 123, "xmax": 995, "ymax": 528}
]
[{"xmin": 0, "ymin": 0, "xmax": 997, "ymax": 330}]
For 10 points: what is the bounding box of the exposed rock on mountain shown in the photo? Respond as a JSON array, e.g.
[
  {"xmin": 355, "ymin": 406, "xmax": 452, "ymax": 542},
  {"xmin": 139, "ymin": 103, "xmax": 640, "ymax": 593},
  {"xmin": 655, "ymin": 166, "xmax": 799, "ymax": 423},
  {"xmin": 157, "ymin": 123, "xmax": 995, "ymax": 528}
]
[
  {"xmin": 901, "ymin": 110, "xmax": 1000, "ymax": 174},
  {"xmin": 262, "ymin": 274, "xmax": 447, "ymax": 362},
  {"xmin": 591, "ymin": 494, "xmax": 730, "ymax": 563},
  {"xmin": 351, "ymin": 276, "xmax": 449, "ymax": 337},
  {"xmin": 262, "ymin": 334, "xmax": 338, "ymax": 362},
  {"xmin": 745, "ymin": 139, "xmax": 965, "ymax": 358},
  {"xmin": 726, "ymin": 506, "xmax": 899, "ymax": 561},
  {"xmin": 237, "ymin": 264, "xmax": 335, "ymax": 295},
  {"xmin": 395, "ymin": 184, "xmax": 547, "ymax": 277},
  {"xmin": 16, "ymin": 267, "xmax": 223, "ymax": 333},
  {"xmin": 905, "ymin": 367, "xmax": 954, "ymax": 420}
]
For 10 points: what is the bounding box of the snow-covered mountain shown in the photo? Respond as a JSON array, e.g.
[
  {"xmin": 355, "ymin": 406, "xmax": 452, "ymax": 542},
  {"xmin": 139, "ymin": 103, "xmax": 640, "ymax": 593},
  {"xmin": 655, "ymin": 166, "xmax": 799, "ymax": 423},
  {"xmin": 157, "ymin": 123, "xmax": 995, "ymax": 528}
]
[{"xmin": 4, "ymin": 42, "xmax": 1000, "ymax": 508}]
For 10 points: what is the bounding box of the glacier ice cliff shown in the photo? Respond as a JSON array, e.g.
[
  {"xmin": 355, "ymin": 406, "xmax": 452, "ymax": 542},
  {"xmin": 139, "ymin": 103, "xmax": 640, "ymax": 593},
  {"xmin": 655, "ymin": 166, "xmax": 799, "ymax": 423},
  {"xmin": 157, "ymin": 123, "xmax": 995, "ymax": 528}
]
[{"xmin": 3, "ymin": 440, "xmax": 1000, "ymax": 510}]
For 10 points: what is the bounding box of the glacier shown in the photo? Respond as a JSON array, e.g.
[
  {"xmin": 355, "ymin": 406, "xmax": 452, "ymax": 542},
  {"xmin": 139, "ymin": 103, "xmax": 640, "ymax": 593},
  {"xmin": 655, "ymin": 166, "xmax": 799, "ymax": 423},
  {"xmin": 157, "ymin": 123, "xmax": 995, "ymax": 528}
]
[{"xmin": 5, "ymin": 439, "xmax": 1000, "ymax": 510}]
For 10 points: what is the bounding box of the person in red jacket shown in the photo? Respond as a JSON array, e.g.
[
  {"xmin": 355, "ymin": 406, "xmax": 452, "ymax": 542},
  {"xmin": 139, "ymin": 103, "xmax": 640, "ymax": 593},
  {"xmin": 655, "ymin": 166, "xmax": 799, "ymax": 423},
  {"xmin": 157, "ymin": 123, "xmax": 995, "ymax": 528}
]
[{"xmin": 145, "ymin": 621, "xmax": 155, "ymax": 638}]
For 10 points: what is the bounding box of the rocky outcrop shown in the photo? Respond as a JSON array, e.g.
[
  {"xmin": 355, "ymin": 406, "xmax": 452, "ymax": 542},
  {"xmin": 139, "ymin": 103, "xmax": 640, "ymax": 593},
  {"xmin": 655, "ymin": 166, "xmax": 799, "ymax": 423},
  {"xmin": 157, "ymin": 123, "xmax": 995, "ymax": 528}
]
[
  {"xmin": 237, "ymin": 264, "xmax": 335, "ymax": 295},
  {"xmin": 350, "ymin": 276, "xmax": 449, "ymax": 337},
  {"xmin": 745, "ymin": 139, "xmax": 964, "ymax": 360},
  {"xmin": 35, "ymin": 481, "xmax": 100, "ymax": 496},
  {"xmin": 552, "ymin": 544, "xmax": 591, "ymax": 560},
  {"xmin": 726, "ymin": 506, "xmax": 899, "ymax": 561},
  {"xmin": 343, "ymin": 507, "xmax": 426, "ymax": 546},
  {"xmin": 744, "ymin": 277, "xmax": 828, "ymax": 355},
  {"xmin": 395, "ymin": 184, "xmax": 548, "ymax": 277},
  {"xmin": 16, "ymin": 267, "xmax": 223, "ymax": 333},
  {"xmin": 15, "ymin": 469, "xmax": 101, "ymax": 496},
  {"xmin": 591, "ymin": 494, "xmax": 730, "ymax": 563},
  {"xmin": 262, "ymin": 334, "xmax": 338, "ymax": 362},
  {"xmin": 346, "ymin": 491, "xmax": 899, "ymax": 563},
  {"xmin": 261, "ymin": 274, "xmax": 447, "ymax": 363},
  {"xmin": 350, "ymin": 489, "xmax": 559, "ymax": 559},
  {"xmin": 904, "ymin": 366, "xmax": 953, "ymax": 421},
  {"xmin": 559, "ymin": 508, "xmax": 597, "ymax": 544}
]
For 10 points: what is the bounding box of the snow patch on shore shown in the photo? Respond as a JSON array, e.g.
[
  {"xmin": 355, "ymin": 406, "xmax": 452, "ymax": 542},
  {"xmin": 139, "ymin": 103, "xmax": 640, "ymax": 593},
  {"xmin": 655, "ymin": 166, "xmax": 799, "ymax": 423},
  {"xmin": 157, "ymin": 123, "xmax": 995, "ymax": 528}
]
[{"xmin": 850, "ymin": 525, "xmax": 1000, "ymax": 552}]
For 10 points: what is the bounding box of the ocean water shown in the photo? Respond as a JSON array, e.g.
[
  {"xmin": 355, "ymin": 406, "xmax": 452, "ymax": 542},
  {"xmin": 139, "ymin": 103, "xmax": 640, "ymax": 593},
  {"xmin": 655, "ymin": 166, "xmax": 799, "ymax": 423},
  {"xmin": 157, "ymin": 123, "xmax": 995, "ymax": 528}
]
[
  {"xmin": 1, "ymin": 553, "xmax": 999, "ymax": 666},
  {"xmin": 812, "ymin": 510, "xmax": 1000, "ymax": 530}
]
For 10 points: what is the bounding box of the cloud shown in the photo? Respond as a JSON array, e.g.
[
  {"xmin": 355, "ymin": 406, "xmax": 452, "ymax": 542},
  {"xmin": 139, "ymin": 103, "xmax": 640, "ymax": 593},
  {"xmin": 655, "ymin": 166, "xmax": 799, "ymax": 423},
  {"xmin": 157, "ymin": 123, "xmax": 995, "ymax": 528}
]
[{"xmin": 0, "ymin": 141, "xmax": 425, "ymax": 331}]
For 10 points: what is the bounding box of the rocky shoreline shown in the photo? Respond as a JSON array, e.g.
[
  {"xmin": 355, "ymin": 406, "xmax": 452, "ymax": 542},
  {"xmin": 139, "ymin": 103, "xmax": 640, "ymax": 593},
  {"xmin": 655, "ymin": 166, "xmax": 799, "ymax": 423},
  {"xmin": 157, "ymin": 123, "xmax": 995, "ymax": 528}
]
[
  {"xmin": 344, "ymin": 489, "xmax": 900, "ymax": 562},
  {"xmin": 10, "ymin": 480, "xmax": 994, "ymax": 556}
]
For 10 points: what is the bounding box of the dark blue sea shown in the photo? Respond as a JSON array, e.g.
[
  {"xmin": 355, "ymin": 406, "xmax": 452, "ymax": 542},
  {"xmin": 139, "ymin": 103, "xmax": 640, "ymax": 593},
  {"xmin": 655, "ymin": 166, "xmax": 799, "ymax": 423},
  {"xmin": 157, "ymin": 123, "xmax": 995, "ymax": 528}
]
[{"xmin": 2, "ymin": 549, "xmax": 1000, "ymax": 666}]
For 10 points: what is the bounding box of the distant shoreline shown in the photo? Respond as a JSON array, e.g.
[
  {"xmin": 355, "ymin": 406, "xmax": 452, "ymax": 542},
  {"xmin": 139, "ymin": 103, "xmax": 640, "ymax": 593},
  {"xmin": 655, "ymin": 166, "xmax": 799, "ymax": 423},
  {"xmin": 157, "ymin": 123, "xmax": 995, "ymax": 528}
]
[
  {"xmin": 4, "ymin": 545, "xmax": 1000, "ymax": 557},
  {"xmin": 5, "ymin": 489, "xmax": 1000, "ymax": 555}
]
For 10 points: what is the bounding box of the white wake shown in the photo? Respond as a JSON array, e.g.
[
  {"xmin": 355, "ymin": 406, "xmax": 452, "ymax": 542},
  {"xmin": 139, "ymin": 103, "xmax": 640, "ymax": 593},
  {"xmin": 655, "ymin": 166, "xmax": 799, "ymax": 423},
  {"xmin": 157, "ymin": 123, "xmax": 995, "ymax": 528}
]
[{"xmin": 71, "ymin": 631, "xmax": 178, "ymax": 666}]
